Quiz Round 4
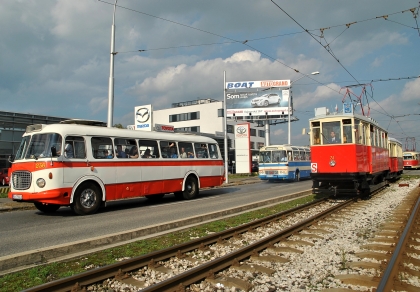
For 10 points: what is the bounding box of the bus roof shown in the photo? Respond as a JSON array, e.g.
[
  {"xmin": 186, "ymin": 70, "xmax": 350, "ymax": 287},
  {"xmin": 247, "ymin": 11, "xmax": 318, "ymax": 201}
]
[{"xmin": 24, "ymin": 123, "xmax": 218, "ymax": 144}]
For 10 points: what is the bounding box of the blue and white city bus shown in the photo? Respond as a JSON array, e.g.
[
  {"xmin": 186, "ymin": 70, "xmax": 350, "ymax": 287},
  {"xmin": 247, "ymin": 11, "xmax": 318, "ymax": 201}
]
[{"xmin": 258, "ymin": 145, "xmax": 311, "ymax": 181}]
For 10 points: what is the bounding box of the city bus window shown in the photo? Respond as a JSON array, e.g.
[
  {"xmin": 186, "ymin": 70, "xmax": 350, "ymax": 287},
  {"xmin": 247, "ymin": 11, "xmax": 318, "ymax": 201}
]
[
  {"xmin": 178, "ymin": 142, "xmax": 194, "ymax": 158},
  {"xmin": 65, "ymin": 136, "xmax": 86, "ymax": 159},
  {"xmin": 259, "ymin": 151, "xmax": 271, "ymax": 163},
  {"xmin": 91, "ymin": 137, "xmax": 114, "ymax": 159},
  {"xmin": 321, "ymin": 121, "xmax": 341, "ymax": 144},
  {"xmin": 208, "ymin": 144, "xmax": 218, "ymax": 159},
  {"xmin": 138, "ymin": 140, "xmax": 159, "ymax": 158},
  {"xmin": 342, "ymin": 119, "xmax": 353, "ymax": 143},
  {"xmin": 160, "ymin": 141, "xmax": 178, "ymax": 158}
]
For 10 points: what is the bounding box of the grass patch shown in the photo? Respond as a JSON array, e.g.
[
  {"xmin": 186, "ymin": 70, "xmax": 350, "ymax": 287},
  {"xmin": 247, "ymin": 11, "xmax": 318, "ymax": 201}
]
[{"xmin": 0, "ymin": 195, "xmax": 315, "ymax": 291}]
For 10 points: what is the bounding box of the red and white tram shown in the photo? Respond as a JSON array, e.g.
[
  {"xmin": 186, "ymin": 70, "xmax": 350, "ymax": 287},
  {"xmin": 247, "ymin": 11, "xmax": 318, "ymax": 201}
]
[
  {"xmin": 309, "ymin": 110, "xmax": 402, "ymax": 196},
  {"xmin": 403, "ymin": 151, "xmax": 420, "ymax": 169},
  {"xmin": 8, "ymin": 120, "xmax": 225, "ymax": 215}
]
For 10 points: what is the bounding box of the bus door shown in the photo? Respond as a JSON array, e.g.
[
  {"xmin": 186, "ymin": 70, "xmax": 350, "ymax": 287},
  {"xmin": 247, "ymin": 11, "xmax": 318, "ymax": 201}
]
[{"xmin": 63, "ymin": 136, "xmax": 91, "ymax": 185}]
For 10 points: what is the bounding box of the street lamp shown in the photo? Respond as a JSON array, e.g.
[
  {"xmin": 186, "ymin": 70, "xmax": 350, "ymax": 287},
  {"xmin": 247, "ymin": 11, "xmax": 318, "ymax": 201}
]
[
  {"xmin": 288, "ymin": 71, "xmax": 320, "ymax": 144},
  {"xmin": 107, "ymin": 0, "xmax": 118, "ymax": 128}
]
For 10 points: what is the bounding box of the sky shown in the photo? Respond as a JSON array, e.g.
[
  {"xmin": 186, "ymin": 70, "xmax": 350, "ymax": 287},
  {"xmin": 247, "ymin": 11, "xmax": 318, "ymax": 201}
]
[{"xmin": 1, "ymin": 0, "xmax": 419, "ymax": 149}]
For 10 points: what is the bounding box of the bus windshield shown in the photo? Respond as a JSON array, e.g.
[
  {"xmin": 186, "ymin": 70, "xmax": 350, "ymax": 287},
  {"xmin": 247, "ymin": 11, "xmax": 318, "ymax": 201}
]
[
  {"xmin": 24, "ymin": 133, "xmax": 63, "ymax": 159},
  {"xmin": 259, "ymin": 150, "xmax": 287, "ymax": 163},
  {"xmin": 15, "ymin": 136, "xmax": 31, "ymax": 160}
]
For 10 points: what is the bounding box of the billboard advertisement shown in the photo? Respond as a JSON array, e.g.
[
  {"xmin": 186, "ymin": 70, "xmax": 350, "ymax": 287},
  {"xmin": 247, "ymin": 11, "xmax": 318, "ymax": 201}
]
[
  {"xmin": 134, "ymin": 105, "xmax": 153, "ymax": 131},
  {"xmin": 226, "ymin": 89, "xmax": 291, "ymax": 117}
]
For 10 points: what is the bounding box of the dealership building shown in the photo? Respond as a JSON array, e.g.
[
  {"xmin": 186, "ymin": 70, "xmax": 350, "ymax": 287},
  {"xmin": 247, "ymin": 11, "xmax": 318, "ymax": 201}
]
[
  {"xmin": 0, "ymin": 111, "xmax": 69, "ymax": 168},
  {"xmin": 152, "ymin": 98, "xmax": 265, "ymax": 156}
]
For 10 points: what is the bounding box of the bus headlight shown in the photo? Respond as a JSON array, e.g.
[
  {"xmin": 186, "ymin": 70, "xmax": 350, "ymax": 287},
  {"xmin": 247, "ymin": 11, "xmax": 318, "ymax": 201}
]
[{"xmin": 36, "ymin": 178, "xmax": 46, "ymax": 188}]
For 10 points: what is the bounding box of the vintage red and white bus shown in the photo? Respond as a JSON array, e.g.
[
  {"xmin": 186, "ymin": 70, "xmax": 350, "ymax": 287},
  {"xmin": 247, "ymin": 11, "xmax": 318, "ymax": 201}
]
[
  {"xmin": 8, "ymin": 120, "xmax": 225, "ymax": 215},
  {"xmin": 403, "ymin": 151, "xmax": 420, "ymax": 169}
]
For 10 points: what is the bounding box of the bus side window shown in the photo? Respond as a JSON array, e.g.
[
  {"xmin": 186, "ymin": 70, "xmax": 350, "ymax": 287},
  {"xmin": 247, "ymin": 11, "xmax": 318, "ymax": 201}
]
[
  {"xmin": 178, "ymin": 142, "xmax": 194, "ymax": 158},
  {"xmin": 91, "ymin": 137, "xmax": 113, "ymax": 159},
  {"xmin": 138, "ymin": 139, "xmax": 159, "ymax": 158},
  {"xmin": 208, "ymin": 144, "xmax": 218, "ymax": 159},
  {"xmin": 65, "ymin": 136, "xmax": 86, "ymax": 159},
  {"xmin": 160, "ymin": 141, "xmax": 178, "ymax": 158}
]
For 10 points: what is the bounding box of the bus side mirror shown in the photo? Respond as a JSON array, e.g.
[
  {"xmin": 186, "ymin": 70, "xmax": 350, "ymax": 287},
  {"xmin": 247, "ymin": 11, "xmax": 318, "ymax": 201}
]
[
  {"xmin": 51, "ymin": 146, "xmax": 57, "ymax": 157},
  {"xmin": 8, "ymin": 155, "xmax": 15, "ymax": 163},
  {"xmin": 302, "ymin": 128, "xmax": 307, "ymax": 135}
]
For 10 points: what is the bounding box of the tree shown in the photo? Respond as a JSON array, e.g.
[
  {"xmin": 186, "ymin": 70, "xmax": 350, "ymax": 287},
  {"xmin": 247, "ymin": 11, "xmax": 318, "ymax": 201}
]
[{"xmin": 113, "ymin": 123, "xmax": 123, "ymax": 129}]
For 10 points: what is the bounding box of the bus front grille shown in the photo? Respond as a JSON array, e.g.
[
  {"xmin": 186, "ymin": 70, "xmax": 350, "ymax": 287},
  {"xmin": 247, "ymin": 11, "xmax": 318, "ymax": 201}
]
[{"xmin": 12, "ymin": 171, "xmax": 32, "ymax": 190}]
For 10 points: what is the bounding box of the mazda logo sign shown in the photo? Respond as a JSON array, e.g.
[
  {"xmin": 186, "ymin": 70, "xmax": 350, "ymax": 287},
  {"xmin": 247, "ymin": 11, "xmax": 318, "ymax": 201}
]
[
  {"xmin": 136, "ymin": 108, "xmax": 150, "ymax": 123},
  {"xmin": 236, "ymin": 126, "xmax": 246, "ymax": 134}
]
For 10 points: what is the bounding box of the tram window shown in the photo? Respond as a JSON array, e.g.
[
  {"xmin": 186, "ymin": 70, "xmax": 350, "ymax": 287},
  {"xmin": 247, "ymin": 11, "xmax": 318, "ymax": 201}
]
[
  {"xmin": 138, "ymin": 139, "xmax": 160, "ymax": 158},
  {"xmin": 208, "ymin": 144, "xmax": 218, "ymax": 159},
  {"xmin": 343, "ymin": 125, "xmax": 353, "ymax": 143},
  {"xmin": 312, "ymin": 127, "xmax": 321, "ymax": 145},
  {"xmin": 91, "ymin": 137, "xmax": 113, "ymax": 159},
  {"xmin": 322, "ymin": 121, "xmax": 341, "ymax": 144}
]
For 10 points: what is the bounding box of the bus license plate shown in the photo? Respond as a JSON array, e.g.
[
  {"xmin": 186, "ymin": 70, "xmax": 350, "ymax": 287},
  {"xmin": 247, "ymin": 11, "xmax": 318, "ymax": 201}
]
[{"xmin": 12, "ymin": 194, "xmax": 22, "ymax": 200}]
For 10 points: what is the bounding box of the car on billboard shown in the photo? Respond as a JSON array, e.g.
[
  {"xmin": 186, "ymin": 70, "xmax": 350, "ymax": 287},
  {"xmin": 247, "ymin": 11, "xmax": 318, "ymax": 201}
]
[{"xmin": 251, "ymin": 93, "xmax": 281, "ymax": 107}]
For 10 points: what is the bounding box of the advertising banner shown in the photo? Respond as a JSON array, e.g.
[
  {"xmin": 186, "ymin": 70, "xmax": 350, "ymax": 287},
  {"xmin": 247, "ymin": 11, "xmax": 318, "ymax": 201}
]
[
  {"xmin": 226, "ymin": 89, "xmax": 291, "ymax": 117},
  {"xmin": 134, "ymin": 105, "xmax": 153, "ymax": 131},
  {"xmin": 155, "ymin": 124, "xmax": 174, "ymax": 132},
  {"xmin": 225, "ymin": 79, "xmax": 290, "ymax": 89},
  {"xmin": 234, "ymin": 123, "xmax": 251, "ymax": 174}
]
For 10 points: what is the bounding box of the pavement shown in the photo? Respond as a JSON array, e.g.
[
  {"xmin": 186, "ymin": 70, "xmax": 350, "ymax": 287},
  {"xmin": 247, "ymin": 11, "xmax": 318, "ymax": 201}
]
[{"xmin": 0, "ymin": 175, "xmax": 261, "ymax": 213}]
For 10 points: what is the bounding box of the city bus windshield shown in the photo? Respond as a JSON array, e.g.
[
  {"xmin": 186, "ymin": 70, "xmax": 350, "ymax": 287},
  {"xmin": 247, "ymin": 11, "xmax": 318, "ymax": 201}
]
[
  {"xmin": 23, "ymin": 133, "xmax": 63, "ymax": 159},
  {"xmin": 259, "ymin": 150, "xmax": 287, "ymax": 163}
]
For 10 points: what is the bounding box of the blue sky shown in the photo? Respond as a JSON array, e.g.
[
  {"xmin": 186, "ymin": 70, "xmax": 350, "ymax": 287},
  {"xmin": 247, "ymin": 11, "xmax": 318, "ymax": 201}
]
[{"xmin": 1, "ymin": 0, "xmax": 419, "ymax": 149}]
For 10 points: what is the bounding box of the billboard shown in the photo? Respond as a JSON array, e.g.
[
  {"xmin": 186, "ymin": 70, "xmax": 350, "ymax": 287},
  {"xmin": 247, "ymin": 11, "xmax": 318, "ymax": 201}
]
[
  {"xmin": 134, "ymin": 105, "xmax": 153, "ymax": 131},
  {"xmin": 226, "ymin": 89, "xmax": 290, "ymax": 117}
]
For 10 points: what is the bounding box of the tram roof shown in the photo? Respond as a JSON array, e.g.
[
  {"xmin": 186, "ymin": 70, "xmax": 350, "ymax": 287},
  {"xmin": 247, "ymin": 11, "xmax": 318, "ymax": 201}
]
[{"xmin": 309, "ymin": 112, "xmax": 386, "ymax": 132}]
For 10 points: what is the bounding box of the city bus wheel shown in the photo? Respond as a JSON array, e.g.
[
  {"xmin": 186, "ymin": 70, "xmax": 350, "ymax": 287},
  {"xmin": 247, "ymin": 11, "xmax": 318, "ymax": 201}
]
[
  {"xmin": 295, "ymin": 171, "xmax": 300, "ymax": 182},
  {"xmin": 34, "ymin": 202, "xmax": 60, "ymax": 213},
  {"xmin": 183, "ymin": 176, "xmax": 198, "ymax": 200},
  {"xmin": 72, "ymin": 183, "xmax": 101, "ymax": 215}
]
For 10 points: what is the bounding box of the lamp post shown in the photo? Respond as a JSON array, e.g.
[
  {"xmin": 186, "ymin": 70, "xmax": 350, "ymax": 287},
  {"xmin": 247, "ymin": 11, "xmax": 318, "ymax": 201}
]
[
  {"xmin": 107, "ymin": 0, "xmax": 118, "ymax": 128},
  {"xmin": 288, "ymin": 71, "xmax": 319, "ymax": 144}
]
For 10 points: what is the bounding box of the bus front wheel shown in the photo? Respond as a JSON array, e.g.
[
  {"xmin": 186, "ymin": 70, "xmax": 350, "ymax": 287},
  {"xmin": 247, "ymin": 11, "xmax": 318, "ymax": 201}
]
[
  {"xmin": 34, "ymin": 202, "xmax": 60, "ymax": 213},
  {"xmin": 182, "ymin": 176, "xmax": 198, "ymax": 200},
  {"xmin": 72, "ymin": 183, "xmax": 101, "ymax": 215}
]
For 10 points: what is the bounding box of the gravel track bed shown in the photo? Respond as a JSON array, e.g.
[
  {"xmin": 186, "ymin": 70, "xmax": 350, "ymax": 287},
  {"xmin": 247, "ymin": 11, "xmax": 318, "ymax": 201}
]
[{"xmin": 87, "ymin": 180, "xmax": 419, "ymax": 291}]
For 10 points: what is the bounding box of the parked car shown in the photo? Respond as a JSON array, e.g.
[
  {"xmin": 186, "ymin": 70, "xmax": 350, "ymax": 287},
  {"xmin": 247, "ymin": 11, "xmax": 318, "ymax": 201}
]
[
  {"xmin": 251, "ymin": 161, "xmax": 259, "ymax": 172},
  {"xmin": 0, "ymin": 168, "xmax": 10, "ymax": 186},
  {"xmin": 251, "ymin": 93, "xmax": 281, "ymax": 107}
]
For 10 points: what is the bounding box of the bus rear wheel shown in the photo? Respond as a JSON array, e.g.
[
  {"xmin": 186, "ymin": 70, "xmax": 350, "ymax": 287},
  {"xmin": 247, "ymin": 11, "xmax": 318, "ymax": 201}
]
[
  {"xmin": 34, "ymin": 202, "xmax": 60, "ymax": 213},
  {"xmin": 182, "ymin": 176, "xmax": 198, "ymax": 200},
  {"xmin": 72, "ymin": 183, "xmax": 101, "ymax": 215}
]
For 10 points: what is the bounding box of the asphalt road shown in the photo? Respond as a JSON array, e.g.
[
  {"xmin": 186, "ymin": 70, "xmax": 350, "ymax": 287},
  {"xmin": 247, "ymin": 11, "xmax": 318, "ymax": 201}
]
[{"xmin": 0, "ymin": 179, "xmax": 312, "ymax": 258}]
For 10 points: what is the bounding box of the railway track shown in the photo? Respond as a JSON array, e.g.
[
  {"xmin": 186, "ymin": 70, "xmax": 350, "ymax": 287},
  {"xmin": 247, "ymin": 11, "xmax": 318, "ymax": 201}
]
[
  {"xmin": 20, "ymin": 182, "xmax": 419, "ymax": 291},
  {"xmin": 23, "ymin": 197, "xmax": 347, "ymax": 292}
]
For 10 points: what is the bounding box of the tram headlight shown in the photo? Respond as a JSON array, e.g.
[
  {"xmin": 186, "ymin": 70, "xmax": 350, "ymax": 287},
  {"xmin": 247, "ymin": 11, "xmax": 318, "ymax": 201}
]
[{"xmin": 36, "ymin": 178, "xmax": 46, "ymax": 188}]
